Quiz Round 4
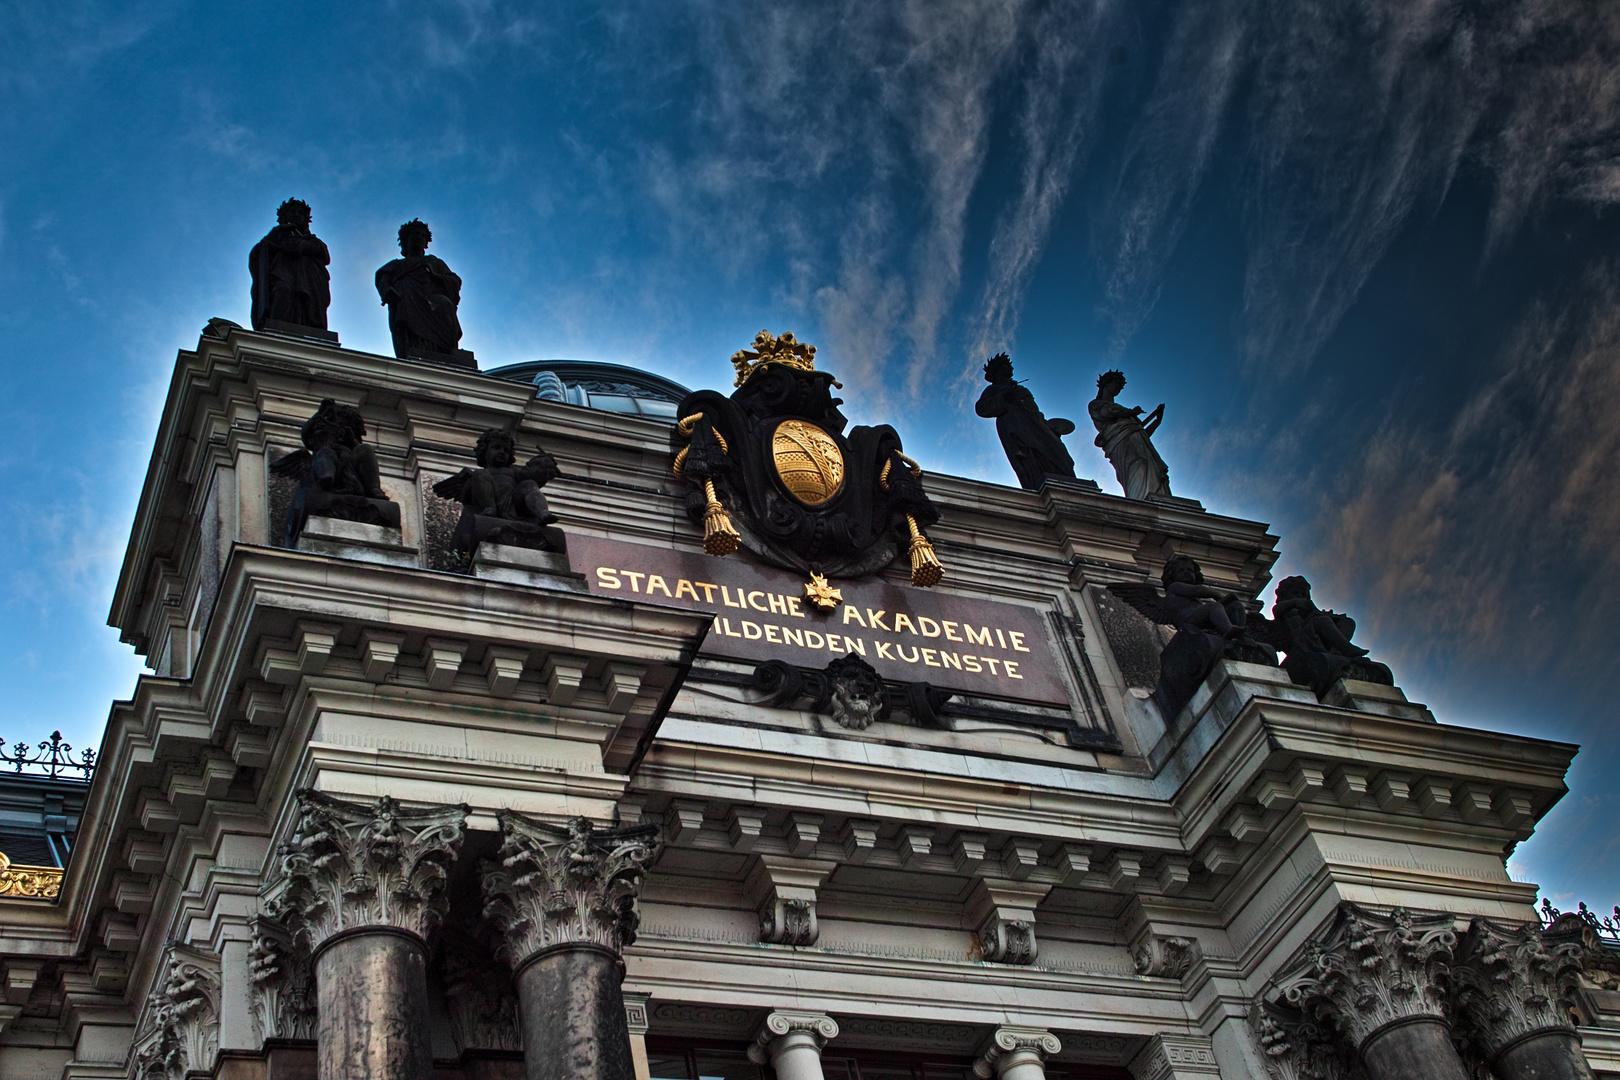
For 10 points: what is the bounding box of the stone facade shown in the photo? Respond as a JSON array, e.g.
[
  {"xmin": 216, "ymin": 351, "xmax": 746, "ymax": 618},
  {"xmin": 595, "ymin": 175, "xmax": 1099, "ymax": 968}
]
[{"xmin": 0, "ymin": 325, "xmax": 1612, "ymax": 1080}]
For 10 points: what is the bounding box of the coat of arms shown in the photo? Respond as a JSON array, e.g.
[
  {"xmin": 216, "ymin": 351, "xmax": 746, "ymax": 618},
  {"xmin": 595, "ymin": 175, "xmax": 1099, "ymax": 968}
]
[{"xmin": 671, "ymin": 331, "xmax": 944, "ymax": 599}]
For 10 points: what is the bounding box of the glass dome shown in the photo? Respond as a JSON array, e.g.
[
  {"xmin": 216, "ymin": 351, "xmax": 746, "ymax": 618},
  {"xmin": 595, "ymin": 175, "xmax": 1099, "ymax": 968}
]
[{"xmin": 485, "ymin": 360, "xmax": 690, "ymax": 420}]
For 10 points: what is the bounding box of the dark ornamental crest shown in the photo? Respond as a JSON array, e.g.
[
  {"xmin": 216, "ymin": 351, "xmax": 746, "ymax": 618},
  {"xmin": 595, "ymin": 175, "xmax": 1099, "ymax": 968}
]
[{"xmin": 671, "ymin": 330, "xmax": 945, "ymax": 591}]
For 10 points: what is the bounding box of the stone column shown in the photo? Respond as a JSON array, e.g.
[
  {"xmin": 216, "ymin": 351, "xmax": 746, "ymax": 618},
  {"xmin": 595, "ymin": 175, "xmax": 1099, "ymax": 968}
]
[
  {"xmin": 276, "ymin": 791, "xmax": 467, "ymax": 1080},
  {"xmin": 1452, "ymin": 918, "xmax": 1595, "ymax": 1080},
  {"xmin": 481, "ymin": 812, "xmax": 661, "ymax": 1080},
  {"xmin": 974, "ymin": 1026, "xmax": 1061, "ymax": 1080},
  {"xmin": 748, "ymin": 1011, "xmax": 840, "ymax": 1080},
  {"xmin": 1272, "ymin": 904, "xmax": 1470, "ymax": 1080},
  {"xmin": 623, "ymin": 992, "xmax": 652, "ymax": 1080}
]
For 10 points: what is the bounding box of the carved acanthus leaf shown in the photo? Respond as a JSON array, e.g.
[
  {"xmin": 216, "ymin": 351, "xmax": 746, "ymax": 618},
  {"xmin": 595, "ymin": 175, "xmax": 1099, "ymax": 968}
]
[
  {"xmin": 133, "ymin": 944, "xmax": 221, "ymax": 1080},
  {"xmin": 1135, "ymin": 934, "xmax": 1199, "ymax": 978},
  {"xmin": 248, "ymin": 912, "xmax": 316, "ymax": 1044},
  {"xmin": 980, "ymin": 917, "xmax": 1038, "ymax": 965},
  {"xmin": 1451, "ymin": 918, "xmax": 1584, "ymax": 1060},
  {"xmin": 480, "ymin": 812, "xmax": 661, "ymax": 965},
  {"xmin": 276, "ymin": 791, "xmax": 468, "ymax": 950},
  {"xmin": 1250, "ymin": 1005, "xmax": 1358, "ymax": 1080},
  {"xmin": 441, "ymin": 938, "xmax": 522, "ymax": 1053}
]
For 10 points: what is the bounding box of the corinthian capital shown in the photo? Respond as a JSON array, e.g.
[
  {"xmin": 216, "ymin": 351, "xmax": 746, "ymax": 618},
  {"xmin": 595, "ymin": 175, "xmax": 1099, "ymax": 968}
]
[
  {"xmin": 1452, "ymin": 917, "xmax": 1584, "ymax": 1061},
  {"xmin": 276, "ymin": 790, "xmax": 467, "ymax": 950},
  {"xmin": 134, "ymin": 944, "xmax": 221, "ymax": 1080},
  {"xmin": 480, "ymin": 811, "xmax": 661, "ymax": 966},
  {"xmin": 1276, "ymin": 903, "xmax": 1457, "ymax": 1048}
]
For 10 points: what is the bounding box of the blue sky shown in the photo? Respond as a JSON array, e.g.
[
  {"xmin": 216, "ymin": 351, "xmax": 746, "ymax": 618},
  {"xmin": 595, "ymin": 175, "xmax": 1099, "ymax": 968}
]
[{"xmin": 4, "ymin": 1, "xmax": 1617, "ymax": 907}]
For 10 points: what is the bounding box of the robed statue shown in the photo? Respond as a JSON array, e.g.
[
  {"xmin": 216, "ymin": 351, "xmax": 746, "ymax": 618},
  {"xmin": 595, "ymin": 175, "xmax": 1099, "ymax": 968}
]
[
  {"xmin": 974, "ymin": 352, "xmax": 1076, "ymax": 489},
  {"xmin": 250, "ymin": 199, "xmax": 331, "ymax": 332},
  {"xmin": 1089, "ymin": 369, "xmax": 1170, "ymax": 500},
  {"xmin": 375, "ymin": 219, "xmax": 465, "ymax": 362}
]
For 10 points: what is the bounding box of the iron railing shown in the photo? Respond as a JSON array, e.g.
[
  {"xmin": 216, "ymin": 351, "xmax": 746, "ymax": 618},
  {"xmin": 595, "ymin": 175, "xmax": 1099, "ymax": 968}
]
[
  {"xmin": 0, "ymin": 731, "xmax": 95, "ymax": 780},
  {"xmin": 1540, "ymin": 898, "xmax": 1620, "ymax": 944}
]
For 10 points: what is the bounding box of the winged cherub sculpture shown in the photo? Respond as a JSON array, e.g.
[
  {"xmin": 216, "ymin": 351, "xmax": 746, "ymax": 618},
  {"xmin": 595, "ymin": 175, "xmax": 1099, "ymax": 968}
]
[
  {"xmin": 432, "ymin": 429, "xmax": 562, "ymax": 562},
  {"xmin": 270, "ymin": 399, "xmax": 401, "ymax": 545},
  {"xmin": 1248, "ymin": 576, "xmax": 1394, "ymax": 697},
  {"xmin": 1108, "ymin": 554, "xmax": 1277, "ymax": 721}
]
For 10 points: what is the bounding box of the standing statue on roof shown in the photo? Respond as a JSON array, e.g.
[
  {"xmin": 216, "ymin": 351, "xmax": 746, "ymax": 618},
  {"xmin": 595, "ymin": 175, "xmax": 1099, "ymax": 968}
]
[
  {"xmin": 974, "ymin": 352, "xmax": 1077, "ymax": 490},
  {"xmin": 375, "ymin": 219, "xmax": 467, "ymax": 365},
  {"xmin": 1089, "ymin": 370, "xmax": 1170, "ymax": 500},
  {"xmin": 249, "ymin": 199, "xmax": 331, "ymax": 333}
]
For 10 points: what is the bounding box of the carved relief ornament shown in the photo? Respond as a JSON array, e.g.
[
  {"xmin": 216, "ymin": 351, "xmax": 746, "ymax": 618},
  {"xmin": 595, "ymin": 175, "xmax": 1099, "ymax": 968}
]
[
  {"xmin": 275, "ymin": 790, "xmax": 468, "ymax": 950},
  {"xmin": 134, "ymin": 944, "xmax": 221, "ymax": 1080},
  {"xmin": 1451, "ymin": 918, "xmax": 1585, "ymax": 1062},
  {"xmin": 247, "ymin": 913, "xmax": 316, "ymax": 1044},
  {"xmin": 480, "ymin": 812, "xmax": 661, "ymax": 966}
]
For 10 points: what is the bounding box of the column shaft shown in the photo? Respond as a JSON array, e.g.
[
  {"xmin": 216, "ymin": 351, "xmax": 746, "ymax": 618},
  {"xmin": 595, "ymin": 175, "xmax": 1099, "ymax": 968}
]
[
  {"xmin": 1359, "ymin": 1019, "xmax": 1471, "ymax": 1080},
  {"xmin": 314, "ymin": 928, "xmax": 433, "ymax": 1080},
  {"xmin": 515, "ymin": 943, "xmax": 634, "ymax": 1080},
  {"xmin": 1493, "ymin": 1030, "xmax": 1596, "ymax": 1080},
  {"xmin": 767, "ymin": 1031, "xmax": 830, "ymax": 1080}
]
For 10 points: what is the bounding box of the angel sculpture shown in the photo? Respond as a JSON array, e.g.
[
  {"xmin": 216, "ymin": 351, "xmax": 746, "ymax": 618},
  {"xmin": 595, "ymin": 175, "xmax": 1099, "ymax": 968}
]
[
  {"xmin": 432, "ymin": 428, "xmax": 562, "ymax": 561},
  {"xmin": 1248, "ymin": 576, "xmax": 1393, "ymax": 697},
  {"xmin": 270, "ymin": 399, "xmax": 401, "ymax": 545},
  {"xmin": 1108, "ymin": 554, "xmax": 1277, "ymax": 721}
]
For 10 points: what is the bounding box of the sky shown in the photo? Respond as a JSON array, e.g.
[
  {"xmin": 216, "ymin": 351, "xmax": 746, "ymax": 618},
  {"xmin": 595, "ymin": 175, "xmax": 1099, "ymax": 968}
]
[{"xmin": 3, "ymin": 1, "xmax": 1616, "ymax": 908}]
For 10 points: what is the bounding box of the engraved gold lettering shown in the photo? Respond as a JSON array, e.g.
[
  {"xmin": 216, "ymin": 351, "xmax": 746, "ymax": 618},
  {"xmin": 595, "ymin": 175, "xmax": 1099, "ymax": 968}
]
[
  {"xmin": 720, "ymin": 618, "xmax": 742, "ymax": 637},
  {"xmin": 1009, "ymin": 631, "xmax": 1028, "ymax": 652},
  {"xmin": 742, "ymin": 621, "xmax": 763, "ymax": 640},
  {"xmin": 983, "ymin": 657, "xmax": 1001, "ymax": 675},
  {"xmin": 893, "ymin": 613, "xmax": 918, "ymax": 636},
  {"xmin": 675, "ymin": 579, "xmax": 699, "ymax": 601},
  {"xmin": 965, "ymin": 625, "xmax": 992, "ymax": 646},
  {"xmin": 941, "ymin": 651, "xmax": 962, "ymax": 670},
  {"xmin": 918, "ymin": 617, "xmax": 941, "ymax": 638},
  {"xmin": 783, "ymin": 627, "xmax": 804, "ymax": 647},
  {"xmin": 995, "ymin": 628, "xmax": 1007, "ymax": 649},
  {"xmin": 720, "ymin": 586, "xmax": 744, "ymax": 608},
  {"xmin": 764, "ymin": 624, "xmax": 781, "ymax": 644},
  {"xmin": 785, "ymin": 596, "xmax": 805, "ymax": 618},
  {"xmin": 845, "ymin": 637, "xmax": 866, "ymax": 656},
  {"xmin": 867, "ymin": 609, "xmax": 891, "ymax": 631},
  {"xmin": 747, "ymin": 590, "xmax": 769, "ymax": 612},
  {"xmin": 942, "ymin": 620, "xmax": 962, "ymax": 642},
  {"xmin": 623, "ymin": 570, "xmax": 646, "ymax": 592},
  {"xmin": 805, "ymin": 631, "xmax": 825, "ymax": 649},
  {"xmin": 1005, "ymin": 660, "xmax": 1022, "ymax": 679},
  {"xmin": 647, "ymin": 575, "xmax": 672, "ymax": 597},
  {"xmin": 826, "ymin": 634, "xmax": 843, "ymax": 652},
  {"xmin": 962, "ymin": 654, "xmax": 982, "ymax": 673},
  {"xmin": 842, "ymin": 607, "xmax": 867, "ymax": 627},
  {"xmin": 696, "ymin": 582, "xmax": 719, "ymax": 603},
  {"xmin": 875, "ymin": 641, "xmax": 894, "ymax": 660},
  {"xmin": 921, "ymin": 648, "xmax": 940, "ymax": 667},
  {"xmin": 896, "ymin": 644, "xmax": 920, "ymax": 663},
  {"xmin": 767, "ymin": 593, "xmax": 788, "ymax": 615},
  {"xmin": 596, "ymin": 567, "xmax": 621, "ymax": 589}
]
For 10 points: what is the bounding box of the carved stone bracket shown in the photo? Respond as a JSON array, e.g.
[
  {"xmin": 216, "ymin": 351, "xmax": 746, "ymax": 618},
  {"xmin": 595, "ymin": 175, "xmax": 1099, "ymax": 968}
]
[
  {"xmin": 1134, "ymin": 934, "xmax": 1200, "ymax": 979},
  {"xmin": 967, "ymin": 878, "xmax": 1051, "ymax": 965},
  {"xmin": 275, "ymin": 790, "xmax": 468, "ymax": 952},
  {"xmin": 133, "ymin": 943, "xmax": 221, "ymax": 1080},
  {"xmin": 973, "ymin": 1026, "xmax": 1061, "ymax": 1080},
  {"xmin": 480, "ymin": 811, "xmax": 661, "ymax": 966},
  {"xmin": 746, "ymin": 855, "xmax": 834, "ymax": 947},
  {"xmin": 1451, "ymin": 917, "xmax": 1585, "ymax": 1064},
  {"xmin": 247, "ymin": 913, "xmax": 316, "ymax": 1044},
  {"xmin": 1273, "ymin": 903, "xmax": 1458, "ymax": 1049}
]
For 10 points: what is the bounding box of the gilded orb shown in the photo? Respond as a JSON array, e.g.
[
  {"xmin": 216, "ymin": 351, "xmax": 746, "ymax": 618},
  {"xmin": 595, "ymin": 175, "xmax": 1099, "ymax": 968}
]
[{"xmin": 772, "ymin": 420, "xmax": 844, "ymax": 507}]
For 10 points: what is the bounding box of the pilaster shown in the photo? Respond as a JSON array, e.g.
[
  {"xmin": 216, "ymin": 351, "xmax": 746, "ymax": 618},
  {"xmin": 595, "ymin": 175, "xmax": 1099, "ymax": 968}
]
[{"xmin": 1127, "ymin": 1034, "xmax": 1222, "ymax": 1080}]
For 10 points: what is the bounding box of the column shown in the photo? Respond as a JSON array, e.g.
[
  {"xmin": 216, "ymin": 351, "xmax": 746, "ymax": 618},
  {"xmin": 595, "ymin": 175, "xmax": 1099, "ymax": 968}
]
[
  {"xmin": 974, "ymin": 1027, "xmax": 1060, "ymax": 1080},
  {"xmin": 481, "ymin": 812, "xmax": 661, "ymax": 1080},
  {"xmin": 748, "ymin": 1011, "xmax": 840, "ymax": 1080},
  {"xmin": 624, "ymin": 992, "xmax": 652, "ymax": 1080},
  {"xmin": 1271, "ymin": 904, "xmax": 1471, "ymax": 1080},
  {"xmin": 1452, "ymin": 918, "xmax": 1596, "ymax": 1080},
  {"xmin": 276, "ymin": 791, "xmax": 467, "ymax": 1080}
]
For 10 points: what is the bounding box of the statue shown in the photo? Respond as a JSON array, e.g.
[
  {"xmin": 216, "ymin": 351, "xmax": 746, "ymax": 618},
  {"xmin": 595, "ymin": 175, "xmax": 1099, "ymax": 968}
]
[
  {"xmin": 375, "ymin": 219, "xmax": 468, "ymax": 365},
  {"xmin": 1251, "ymin": 576, "xmax": 1394, "ymax": 696},
  {"xmin": 974, "ymin": 352, "xmax": 1077, "ymax": 489},
  {"xmin": 250, "ymin": 200, "xmax": 331, "ymax": 333},
  {"xmin": 1108, "ymin": 554, "xmax": 1277, "ymax": 720},
  {"xmin": 270, "ymin": 399, "xmax": 401, "ymax": 545},
  {"xmin": 432, "ymin": 429, "xmax": 562, "ymax": 561},
  {"xmin": 1089, "ymin": 370, "xmax": 1170, "ymax": 500}
]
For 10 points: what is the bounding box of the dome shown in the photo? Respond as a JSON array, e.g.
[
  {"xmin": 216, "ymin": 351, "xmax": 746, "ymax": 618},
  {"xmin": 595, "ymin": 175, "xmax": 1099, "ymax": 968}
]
[{"xmin": 485, "ymin": 359, "xmax": 690, "ymax": 420}]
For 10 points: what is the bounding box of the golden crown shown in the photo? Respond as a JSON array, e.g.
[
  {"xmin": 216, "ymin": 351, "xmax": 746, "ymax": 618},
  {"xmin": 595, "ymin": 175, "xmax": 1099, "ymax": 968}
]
[{"xmin": 731, "ymin": 330, "xmax": 820, "ymax": 387}]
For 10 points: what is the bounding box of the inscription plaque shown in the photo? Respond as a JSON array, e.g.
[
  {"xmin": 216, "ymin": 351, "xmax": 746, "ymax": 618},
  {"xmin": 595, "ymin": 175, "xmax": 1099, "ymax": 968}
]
[{"xmin": 567, "ymin": 534, "xmax": 1069, "ymax": 706}]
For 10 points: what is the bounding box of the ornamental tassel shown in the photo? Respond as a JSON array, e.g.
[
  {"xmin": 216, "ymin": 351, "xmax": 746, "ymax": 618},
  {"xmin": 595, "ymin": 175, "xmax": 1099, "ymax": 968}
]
[
  {"xmin": 703, "ymin": 480, "xmax": 741, "ymax": 556},
  {"xmin": 905, "ymin": 514, "xmax": 944, "ymax": 587}
]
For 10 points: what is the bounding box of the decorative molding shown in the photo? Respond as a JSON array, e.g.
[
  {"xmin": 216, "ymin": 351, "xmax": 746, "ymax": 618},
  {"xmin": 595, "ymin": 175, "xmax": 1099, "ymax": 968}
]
[
  {"xmin": 1134, "ymin": 934, "xmax": 1199, "ymax": 978},
  {"xmin": 648, "ymin": 1001, "xmax": 755, "ymax": 1037},
  {"xmin": 1250, "ymin": 1007, "xmax": 1352, "ymax": 1080},
  {"xmin": 973, "ymin": 1026, "xmax": 1061, "ymax": 1079},
  {"xmin": 1452, "ymin": 917, "xmax": 1584, "ymax": 1061},
  {"xmin": 623, "ymin": 992, "xmax": 650, "ymax": 1036},
  {"xmin": 481, "ymin": 812, "xmax": 661, "ymax": 965},
  {"xmin": 248, "ymin": 914, "xmax": 316, "ymax": 1044},
  {"xmin": 1129, "ymin": 1033, "xmax": 1222, "ymax": 1080},
  {"xmin": 441, "ymin": 937, "xmax": 522, "ymax": 1053},
  {"xmin": 831, "ymin": 1016, "xmax": 980, "ymax": 1051},
  {"xmin": 275, "ymin": 791, "xmax": 467, "ymax": 951},
  {"xmin": 1273, "ymin": 903, "xmax": 1457, "ymax": 1048},
  {"xmin": 133, "ymin": 943, "xmax": 221, "ymax": 1080},
  {"xmin": 748, "ymin": 1010, "xmax": 840, "ymax": 1065}
]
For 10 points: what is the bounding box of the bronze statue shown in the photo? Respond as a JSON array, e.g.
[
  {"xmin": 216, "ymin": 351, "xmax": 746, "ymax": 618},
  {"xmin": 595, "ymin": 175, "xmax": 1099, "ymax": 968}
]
[
  {"xmin": 433, "ymin": 429, "xmax": 562, "ymax": 560},
  {"xmin": 250, "ymin": 200, "xmax": 331, "ymax": 333},
  {"xmin": 270, "ymin": 399, "xmax": 400, "ymax": 545},
  {"xmin": 375, "ymin": 219, "xmax": 465, "ymax": 362},
  {"xmin": 1251, "ymin": 576, "xmax": 1394, "ymax": 696},
  {"xmin": 1089, "ymin": 370, "xmax": 1170, "ymax": 500},
  {"xmin": 974, "ymin": 352, "xmax": 1076, "ymax": 490}
]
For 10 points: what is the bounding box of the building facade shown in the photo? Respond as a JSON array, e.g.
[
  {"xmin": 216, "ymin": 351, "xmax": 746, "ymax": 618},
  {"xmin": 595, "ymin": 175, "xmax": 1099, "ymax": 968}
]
[{"xmin": 0, "ymin": 323, "xmax": 1613, "ymax": 1080}]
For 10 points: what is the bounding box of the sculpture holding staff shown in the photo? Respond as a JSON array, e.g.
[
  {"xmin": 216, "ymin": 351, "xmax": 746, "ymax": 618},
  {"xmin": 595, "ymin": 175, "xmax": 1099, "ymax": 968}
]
[{"xmin": 1089, "ymin": 369, "xmax": 1170, "ymax": 500}]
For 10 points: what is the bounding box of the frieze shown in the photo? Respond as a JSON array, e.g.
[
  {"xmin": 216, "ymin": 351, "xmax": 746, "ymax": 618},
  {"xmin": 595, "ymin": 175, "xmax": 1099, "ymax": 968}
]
[{"xmin": 569, "ymin": 533, "xmax": 1068, "ymax": 705}]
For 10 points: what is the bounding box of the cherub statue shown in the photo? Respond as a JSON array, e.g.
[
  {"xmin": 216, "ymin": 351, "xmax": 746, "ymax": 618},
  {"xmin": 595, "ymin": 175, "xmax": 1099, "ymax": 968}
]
[
  {"xmin": 1108, "ymin": 554, "xmax": 1277, "ymax": 720},
  {"xmin": 1249, "ymin": 576, "xmax": 1393, "ymax": 696},
  {"xmin": 270, "ymin": 399, "xmax": 401, "ymax": 545},
  {"xmin": 433, "ymin": 428, "xmax": 562, "ymax": 560}
]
